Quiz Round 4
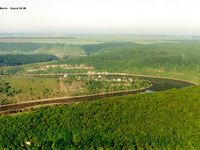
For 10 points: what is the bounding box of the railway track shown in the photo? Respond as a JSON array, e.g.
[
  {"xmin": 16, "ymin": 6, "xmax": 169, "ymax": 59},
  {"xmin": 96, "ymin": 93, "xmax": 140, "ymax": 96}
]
[{"xmin": 0, "ymin": 85, "xmax": 152, "ymax": 114}]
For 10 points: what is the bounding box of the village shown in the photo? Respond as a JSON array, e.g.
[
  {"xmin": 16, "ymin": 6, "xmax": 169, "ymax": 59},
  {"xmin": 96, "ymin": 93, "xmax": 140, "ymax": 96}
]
[
  {"xmin": 27, "ymin": 64, "xmax": 94, "ymax": 72},
  {"xmin": 58, "ymin": 73, "xmax": 151, "ymax": 95}
]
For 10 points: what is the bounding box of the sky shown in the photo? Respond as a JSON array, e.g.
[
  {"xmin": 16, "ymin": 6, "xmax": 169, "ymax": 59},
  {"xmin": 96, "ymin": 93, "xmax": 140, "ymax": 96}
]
[{"xmin": 0, "ymin": 0, "xmax": 200, "ymax": 34}]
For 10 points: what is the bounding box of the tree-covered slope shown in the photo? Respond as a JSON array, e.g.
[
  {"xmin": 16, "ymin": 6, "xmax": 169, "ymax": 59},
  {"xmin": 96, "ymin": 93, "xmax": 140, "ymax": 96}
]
[
  {"xmin": 0, "ymin": 42, "xmax": 45, "ymax": 53},
  {"xmin": 0, "ymin": 42, "xmax": 85, "ymax": 55},
  {"xmin": 58, "ymin": 42, "xmax": 200, "ymax": 83},
  {"xmin": 0, "ymin": 54, "xmax": 57, "ymax": 66},
  {"xmin": 1, "ymin": 86, "xmax": 200, "ymax": 149}
]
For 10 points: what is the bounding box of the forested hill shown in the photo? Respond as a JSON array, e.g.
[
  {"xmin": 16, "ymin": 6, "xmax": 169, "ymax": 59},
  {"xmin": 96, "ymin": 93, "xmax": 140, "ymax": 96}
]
[
  {"xmin": 80, "ymin": 42, "xmax": 139, "ymax": 56},
  {"xmin": 0, "ymin": 54, "xmax": 57, "ymax": 66},
  {"xmin": 0, "ymin": 42, "xmax": 85, "ymax": 55},
  {"xmin": 0, "ymin": 42, "xmax": 45, "ymax": 52},
  {"xmin": 0, "ymin": 85, "xmax": 200, "ymax": 149},
  {"xmin": 57, "ymin": 42, "xmax": 200, "ymax": 83}
]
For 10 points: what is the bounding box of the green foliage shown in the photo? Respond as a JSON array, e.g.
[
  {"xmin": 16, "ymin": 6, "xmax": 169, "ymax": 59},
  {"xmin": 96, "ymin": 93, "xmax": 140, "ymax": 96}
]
[
  {"xmin": 0, "ymin": 42, "xmax": 85, "ymax": 56},
  {"xmin": 81, "ymin": 42, "xmax": 132, "ymax": 56},
  {"xmin": 29, "ymin": 68, "xmax": 89, "ymax": 74},
  {"xmin": 58, "ymin": 42, "xmax": 200, "ymax": 83},
  {"xmin": 0, "ymin": 98, "xmax": 12, "ymax": 105},
  {"xmin": 1, "ymin": 37, "xmax": 200, "ymax": 149},
  {"xmin": 0, "ymin": 80, "xmax": 21, "ymax": 96},
  {"xmin": 0, "ymin": 42, "xmax": 45, "ymax": 52},
  {"xmin": 0, "ymin": 66, "xmax": 24, "ymax": 75},
  {"xmin": 35, "ymin": 43, "xmax": 85, "ymax": 55},
  {"xmin": 86, "ymin": 80, "xmax": 103, "ymax": 93},
  {"xmin": 0, "ymin": 54, "xmax": 57, "ymax": 66},
  {"xmin": 0, "ymin": 80, "xmax": 21, "ymax": 105},
  {"xmin": 1, "ymin": 86, "xmax": 200, "ymax": 149},
  {"xmin": 0, "ymin": 76, "xmax": 70, "ymax": 103},
  {"xmin": 84, "ymin": 77, "xmax": 150, "ymax": 94}
]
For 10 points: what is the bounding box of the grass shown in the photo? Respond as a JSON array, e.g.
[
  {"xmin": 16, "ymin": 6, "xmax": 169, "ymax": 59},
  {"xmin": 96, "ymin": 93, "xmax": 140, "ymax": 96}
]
[
  {"xmin": 0, "ymin": 76, "xmax": 62, "ymax": 104},
  {"xmin": 0, "ymin": 75, "xmax": 151, "ymax": 104}
]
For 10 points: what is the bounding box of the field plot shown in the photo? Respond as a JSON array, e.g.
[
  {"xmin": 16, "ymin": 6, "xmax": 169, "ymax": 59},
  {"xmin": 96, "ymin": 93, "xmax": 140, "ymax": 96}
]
[
  {"xmin": 0, "ymin": 75, "xmax": 150, "ymax": 105},
  {"xmin": 0, "ymin": 76, "xmax": 62, "ymax": 105}
]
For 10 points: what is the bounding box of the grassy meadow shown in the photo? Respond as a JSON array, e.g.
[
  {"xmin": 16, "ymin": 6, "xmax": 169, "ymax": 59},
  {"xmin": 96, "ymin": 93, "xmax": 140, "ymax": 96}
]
[{"xmin": 0, "ymin": 76, "xmax": 62, "ymax": 104}]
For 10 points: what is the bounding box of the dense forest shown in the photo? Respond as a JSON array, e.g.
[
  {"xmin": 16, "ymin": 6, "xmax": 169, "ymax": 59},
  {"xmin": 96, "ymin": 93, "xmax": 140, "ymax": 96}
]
[
  {"xmin": 0, "ymin": 86, "xmax": 200, "ymax": 149},
  {"xmin": 0, "ymin": 54, "xmax": 57, "ymax": 66}
]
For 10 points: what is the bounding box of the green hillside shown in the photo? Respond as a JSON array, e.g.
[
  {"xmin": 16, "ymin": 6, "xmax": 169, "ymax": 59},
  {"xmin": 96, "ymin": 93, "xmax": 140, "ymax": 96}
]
[
  {"xmin": 0, "ymin": 86, "xmax": 200, "ymax": 149},
  {"xmin": 57, "ymin": 42, "xmax": 200, "ymax": 83},
  {"xmin": 0, "ymin": 54, "xmax": 57, "ymax": 66},
  {"xmin": 0, "ymin": 42, "xmax": 85, "ymax": 56}
]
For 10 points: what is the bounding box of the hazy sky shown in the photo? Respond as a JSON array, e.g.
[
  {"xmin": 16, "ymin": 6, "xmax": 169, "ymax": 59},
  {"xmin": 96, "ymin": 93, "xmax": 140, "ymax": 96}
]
[{"xmin": 1, "ymin": 0, "xmax": 200, "ymax": 34}]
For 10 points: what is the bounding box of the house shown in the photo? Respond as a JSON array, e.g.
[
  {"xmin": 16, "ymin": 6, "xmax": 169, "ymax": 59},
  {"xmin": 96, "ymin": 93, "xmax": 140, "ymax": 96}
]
[
  {"xmin": 117, "ymin": 78, "xmax": 121, "ymax": 82},
  {"xmin": 64, "ymin": 74, "xmax": 68, "ymax": 78}
]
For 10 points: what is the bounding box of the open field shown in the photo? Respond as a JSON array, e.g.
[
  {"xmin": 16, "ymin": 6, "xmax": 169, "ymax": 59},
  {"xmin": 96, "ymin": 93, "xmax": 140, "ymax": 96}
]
[{"xmin": 0, "ymin": 76, "xmax": 62, "ymax": 105}]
